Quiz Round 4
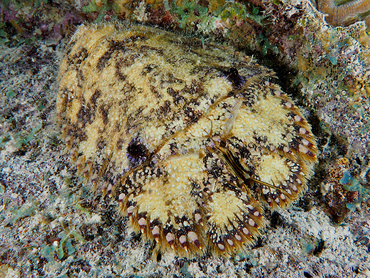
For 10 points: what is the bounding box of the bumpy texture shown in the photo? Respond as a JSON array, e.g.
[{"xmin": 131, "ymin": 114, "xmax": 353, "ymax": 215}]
[{"xmin": 57, "ymin": 23, "xmax": 317, "ymax": 257}]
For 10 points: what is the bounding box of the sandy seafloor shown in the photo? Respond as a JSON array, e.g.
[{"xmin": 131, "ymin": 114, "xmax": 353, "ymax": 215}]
[{"xmin": 1, "ymin": 10, "xmax": 370, "ymax": 278}]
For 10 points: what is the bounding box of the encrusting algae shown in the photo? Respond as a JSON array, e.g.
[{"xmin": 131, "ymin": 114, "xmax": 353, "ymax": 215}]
[{"xmin": 57, "ymin": 22, "xmax": 318, "ymax": 257}]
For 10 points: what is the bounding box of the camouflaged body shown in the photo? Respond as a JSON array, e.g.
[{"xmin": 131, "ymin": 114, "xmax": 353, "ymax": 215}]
[{"xmin": 57, "ymin": 23, "xmax": 317, "ymax": 256}]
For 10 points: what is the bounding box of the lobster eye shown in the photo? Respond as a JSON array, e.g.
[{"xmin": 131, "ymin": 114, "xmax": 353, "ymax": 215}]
[
  {"xmin": 223, "ymin": 68, "xmax": 245, "ymax": 88},
  {"xmin": 126, "ymin": 138, "xmax": 148, "ymax": 166}
]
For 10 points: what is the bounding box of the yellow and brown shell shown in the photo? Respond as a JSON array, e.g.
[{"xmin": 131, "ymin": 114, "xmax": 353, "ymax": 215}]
[{"xmin": 57, "ymin": 23, "xmax": 317, "ymax": 257}]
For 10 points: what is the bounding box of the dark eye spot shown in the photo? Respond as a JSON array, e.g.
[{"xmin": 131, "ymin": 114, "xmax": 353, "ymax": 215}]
[
  {"xmin": 222, "ymin": 68, "xmax": 245, "ymax": 88},
  {"xmin": 127, "ymin": 138, "xmax": 148, "ymax": 166}
]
